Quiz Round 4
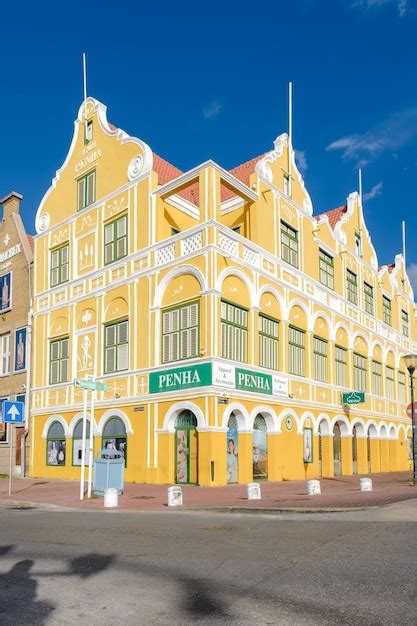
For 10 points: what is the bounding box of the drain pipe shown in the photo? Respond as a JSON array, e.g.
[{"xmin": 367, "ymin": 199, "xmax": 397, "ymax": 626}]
[{"xmin": 22, "ymin": 258, "xmax": 33, "ymax": 478}]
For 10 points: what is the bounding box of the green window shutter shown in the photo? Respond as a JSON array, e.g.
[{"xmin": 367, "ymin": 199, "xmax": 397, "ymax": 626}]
[
  {"xmin": 86, "ymin": 172, "xmax": 95, "ymax": 205},
  {"xmin": 78, "ymin": 178, "xmax": 86, "ymax": 210}
]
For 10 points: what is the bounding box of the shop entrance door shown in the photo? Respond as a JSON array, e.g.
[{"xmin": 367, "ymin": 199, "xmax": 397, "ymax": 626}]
[
  {"xmin": 253, "ymin": 414, "xmax": 268, "ymax": 480},
  {"xmin": 175, "ymin": 410, "xmax": 198, "ymax": 484},
  {"xmin": 352, "ymin": 426, "xmax": 358, "ymax": 475},
  {"xmin": 333, "ymin": 423, "xmax": 342, "ymax": 476}
]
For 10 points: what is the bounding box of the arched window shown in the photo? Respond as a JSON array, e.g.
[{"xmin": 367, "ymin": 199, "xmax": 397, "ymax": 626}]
[
  {"xmin": 47, "ymin": 421, "xmax": 66, "ymax": 466},
  {"xmin": 175, "ymin": 410, "xmax": 197, "ymax": 429},
  {"xmin": 102, "ymin": 417, "xmax": 127, "ymax": 464},
  {"xmin": 72, "ymin": 419, "xmax": 91, "ymax": 466},
  {"xmin": 253, "ymin": 415, "xmax": 268, "ymax": 479}
]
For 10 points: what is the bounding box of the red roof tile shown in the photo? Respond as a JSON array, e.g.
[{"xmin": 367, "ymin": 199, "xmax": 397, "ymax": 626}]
[{"xmin": 316, "ymin": 205, "xmax": 347, "ymax": 230}]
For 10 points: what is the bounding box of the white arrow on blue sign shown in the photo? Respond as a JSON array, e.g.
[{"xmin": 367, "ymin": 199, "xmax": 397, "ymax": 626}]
[{"xmin": 2, "ymin": 400, "xmax": 24, "ymax": 424}]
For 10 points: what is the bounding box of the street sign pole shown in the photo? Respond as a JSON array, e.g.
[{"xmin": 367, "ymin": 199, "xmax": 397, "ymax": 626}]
[
  {"xmin": 8, "ymin": 425, "xmax": 13, "ymax": 496},
  {"xmin": 87, "ymin": 387, "xmax": 95, "ymax": 498},
  {"xmin": 80, "ymin": 387, "xmax": 88, "ymax": 500}
]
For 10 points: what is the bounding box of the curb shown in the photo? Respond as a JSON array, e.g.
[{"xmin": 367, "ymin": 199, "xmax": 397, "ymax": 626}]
[{"xmin": 176, "ymin": 506, "xmax": 369, "ymax": 515}]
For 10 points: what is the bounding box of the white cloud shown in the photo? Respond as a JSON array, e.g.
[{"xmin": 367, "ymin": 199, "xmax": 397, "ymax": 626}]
[
  {"xmin": 363, "ymin": 181, "xmax": 383, "ymax": 201},
  {"xmin": 351, "ymin": 0, "xmax": 407, "ymax": 16},
  {"xmin": 326, "ymin": 108, "xmax": 417, "ymax": 165},
  {"xmin": 203, "ymin": 100, "xmax": 221, "ymax": 120},
  {"xmin": 295, "ymin": 149, "xmax": 308, "ymax": 173},
  {"xmin": 407, "ymin": 263, "xmax": 417, "ymax": 295}
]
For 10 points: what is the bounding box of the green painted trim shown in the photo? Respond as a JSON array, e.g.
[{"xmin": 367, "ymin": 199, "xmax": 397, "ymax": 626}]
[
  {"xmin": 103, "ymin": 213, "xmax": 128, "ymax": 266},
  {"xmin": 103, "ymin": 318, "xmax": 129, "ymax": 374},
  {"xmin": 76, "ymin": 169, "xmax": 96, "ymax": 211},
  {"xmin": 160, "ymin": 299, "xmax": 200, "ymax": 365},
  {"xmin": 49, "ymin": 336, "xmax": 69, "ymax": 386},
  {"xmin": 175, "ymin": 427, "xmax": 197, "ymax": 485},
  {"xmin": 50, "ymin": 243, "xmax": 69, "ymax": 288}
]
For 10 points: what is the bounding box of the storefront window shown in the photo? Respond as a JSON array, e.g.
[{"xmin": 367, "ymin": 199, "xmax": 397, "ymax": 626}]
[
  {"xmin": 46, "ymin": 422, "xmax": 66, "ymax": 466},
  {"xmin": 227, "ymin": 413, "xmax": 238, "ymax": 484},
  {"xmin": 72, "ymin": 419, "xmax": 91, "ymax": 466},
  {"xmin": 102, "ymin": 417, "xmax": 127, "ymax": 465}
]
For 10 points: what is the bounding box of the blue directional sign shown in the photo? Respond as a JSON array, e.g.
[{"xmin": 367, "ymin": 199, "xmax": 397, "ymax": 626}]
[{"xmin": 2, "ymin": 400, "xmax": 24, "ymax": 424}]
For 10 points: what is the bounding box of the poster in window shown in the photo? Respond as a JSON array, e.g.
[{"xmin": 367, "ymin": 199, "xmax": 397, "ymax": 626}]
[
  {"xmin": 176, "ymin": 430, "xmax": 188, "ymax": 484},
  {"xmin": 0, "ymin": 401, "xmax": 7, "ymax": 442},
  {"xmin": 73, "ymin": 439, "xmax": 91, "ymax": 466},
  {"xmin": 303, "ymin": 428, "xmax": 313, "ymax": 463},
  {"xmin": 103, "ymin": 437, "xmax": 126, "ymax": 458},
  {"xmin": 47, "ymin": 440, "xmax": 66, "ymax": 465},
  {"xmin": 252, "ymin": 430, "xmax": 268, "ymax": 479},
  {"xmin": 14, "ymin": 327, "xmax": 27, "ymax": 371},
  {"xmin": 0, "ymin": 273, "xmax": 11, "ymax": 311},
  {"xmin": 226, "ymin": 427, "xmax": 238, "ymax": 483}
]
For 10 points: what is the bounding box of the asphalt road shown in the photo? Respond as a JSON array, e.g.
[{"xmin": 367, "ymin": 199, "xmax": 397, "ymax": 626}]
[{"xmin": 1, "ymin": 501, "xmax": 417, "ymax": 625}]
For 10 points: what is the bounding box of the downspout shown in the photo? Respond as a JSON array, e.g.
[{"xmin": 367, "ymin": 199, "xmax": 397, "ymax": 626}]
[{"xmin": 21, "ymin": 259, "xmax": 32, "ymax": 478}]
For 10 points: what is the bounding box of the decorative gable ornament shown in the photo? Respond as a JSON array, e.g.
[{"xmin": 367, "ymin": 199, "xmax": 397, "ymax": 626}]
[{"xmin": 128, "ymin": 155, "xmax": 144, "ymax": 181}]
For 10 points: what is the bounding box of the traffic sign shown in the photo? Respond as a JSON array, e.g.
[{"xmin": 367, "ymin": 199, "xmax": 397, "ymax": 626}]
[
  {"xmin": 74, "ymin": 378, "xmax": 108, "ymax": 392},
  {"xmin": 342, "ymin": 391, "xmax": 365, "ymax": 405},
  {"xmin": 2, "ymin": 400, "xmax": 24, "ymax": 424},
  {"xmin": 407, "ymin": 402, "xmax": 417, "ymax": 418}
]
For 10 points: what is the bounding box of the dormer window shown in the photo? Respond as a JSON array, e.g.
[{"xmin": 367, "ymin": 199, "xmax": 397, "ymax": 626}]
[
  {"xmin": 84, "ymin": 120, "xmax": 93, "ymax": 143},
  {"xmin": 283, "ymin": 173, "xmax": 290, "ymax": 197}
]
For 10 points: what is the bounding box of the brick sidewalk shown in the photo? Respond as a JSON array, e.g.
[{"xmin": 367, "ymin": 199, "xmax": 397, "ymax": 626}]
[{"xmin": 0, "ymin": 472, "xmax": 416, "ymax": 512}]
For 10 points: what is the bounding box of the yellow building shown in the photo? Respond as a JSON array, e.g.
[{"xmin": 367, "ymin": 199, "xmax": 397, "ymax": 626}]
[{"xmin": 30, "ymin": 97, "xmax": 417, "ymax": 486}]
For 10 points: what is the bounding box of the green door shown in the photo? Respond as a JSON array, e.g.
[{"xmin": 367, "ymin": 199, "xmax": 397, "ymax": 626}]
[{"xmin": 175, "ymin": 410, "xmax": 198, "ymax": 484}]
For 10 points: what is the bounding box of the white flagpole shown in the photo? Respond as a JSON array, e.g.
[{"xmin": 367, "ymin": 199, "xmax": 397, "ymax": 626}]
[
  {"xmin": 402, "ymin": 220, "xmax": 407, "ymax": 267},
  {"xmin": 83, "ymin": 52, "xmax": 88, "ymax": 121},
  {"xmin": 358, "ymin": 168, "xmax": 362, "ymax": 206},
  {"xmin": 288, "ymin": 81, "xmax": 293, "ymax": 194},
  {"xmin": 80, "ymin": 387, "xmax": 87, "ymax": 500},
  {"xmin": 87, "ymin": 388, "xmax": 95, "ymax": 498}
]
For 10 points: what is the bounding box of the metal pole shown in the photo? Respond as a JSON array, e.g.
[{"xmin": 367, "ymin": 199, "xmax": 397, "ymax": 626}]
[
  {"xmin": 80, "ymin": 388, "xmax": 88, "ymax": 500},
  {"xmin": 87, "ymin": 388, "xmax": 95, "ymax": 498},
  {"xmin": 410, "ymin": 370, "xmax": 417, "ymax": 484},
  {"xmin": 8, "ymin": 425, "xmax": 13, "ymax": 496}
]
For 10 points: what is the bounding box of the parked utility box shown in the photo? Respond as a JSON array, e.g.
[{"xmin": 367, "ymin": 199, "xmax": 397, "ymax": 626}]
[{"xmin": 93, "ymin": 449, "xmax": 125, "ymax": 495}]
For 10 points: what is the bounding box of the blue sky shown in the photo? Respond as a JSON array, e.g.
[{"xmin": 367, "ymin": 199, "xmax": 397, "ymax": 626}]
[{"xmin": 1, "ymin": 0, "xmax": 417, "ymax": 291}]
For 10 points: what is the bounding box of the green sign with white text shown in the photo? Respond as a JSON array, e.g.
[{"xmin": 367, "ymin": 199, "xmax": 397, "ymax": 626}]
[
  {"xmin": 342, "ymin": 391, "xmax": 365, "ymax": 405},
  {"xmin": 235, "ymin": 368, "xmax": 273, "ymax": 395},
  {"xmin": 149, "ymin": 363, "xmax": 212, "ymax": 394}
]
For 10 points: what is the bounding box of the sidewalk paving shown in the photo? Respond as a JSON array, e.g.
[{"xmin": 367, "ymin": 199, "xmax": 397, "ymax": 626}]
[{"xmin": 0, "ymin": 472, "xmax": 416, "ymax": 513}]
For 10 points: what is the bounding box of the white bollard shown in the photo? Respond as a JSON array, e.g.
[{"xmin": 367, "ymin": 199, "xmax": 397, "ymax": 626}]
[
  {"xmin": 104, "ymin": 487, "xmax": 118, "ymax": 508},
  {"xmin": 307, "ymin": 480, "xmax": 321, "ymax": 496},
  {"xmin": 360, "ymin": 477, "xmax": 372, "ymax": 492},
  {"xmin": 168, "ymin": 486, "xmax": 183, "ymax": 507},
  {"xmin": 247, "ymin": 482, "xmax": 261, "ymax": 500}
]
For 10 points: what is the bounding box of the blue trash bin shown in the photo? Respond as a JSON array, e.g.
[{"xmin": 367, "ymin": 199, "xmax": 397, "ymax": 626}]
[{"xmin": 93, "ymin": 449, "xmax": 125, "ymax": 495}]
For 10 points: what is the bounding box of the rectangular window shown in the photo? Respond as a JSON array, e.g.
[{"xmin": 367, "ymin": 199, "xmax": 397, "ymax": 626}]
[
  {"xmin": 221, "ymin": 301, "xmax": 248, "ymax": 363},
  {"xmin": 353, "ymin": 353, "xmax": 367, "ymax": 392},
  {"xmin": 259, "ymin": 315, "xmax": 279, "ymax": 370},
  {"xmin": 163, "ymin": 301, "xmax": 199, "ymax": 364},
  {"xmin": 77, "ymin": 170, "xmax": 96, "ymax": 210},
  {"xmin": 355, "ymin": 231, "xmax": 362, "ymax": 256},
  {"xmin": 104, "ymin": 320, "xmax": 129, "ymax": 374},
  {"xmin": 283, "ymin": 173, "xmax": 290, "ymax": 197},
  {"xmin": 0, "ymin": 334, "xmax": 11, "ymax": 376},
  {"xmin": 49, "ymin": 337, "xmax": 69, "ymax": 384},
  {"xmin": 232, "ymin": 225, "xmax": 241, "ymax": 235},
  {"xmin": 0, "ymin": 399, "xmax": 7, "ymax": 442},
  {"xmin": 372, "ymin": 360, "xmax": 382, "ymax": 396},
  {"xmin": 288, "ymin": 326, "xmax": 305, "ymax": 377},
  {"xmin": 402, "ymin": 310, "xmax": 409, "ymax": 337},
  {"xmin": 386, "ymin": 366, "xmax": 395, "ymax": 400},
  {"xmin": 104, "ymin": 214, "xmax": 128, "ymax": 265},
  {"xmin": 0, "ymin": 273, "xmax": 11, "ymax": 312},
  {"xmin": 281, "ymin": 222, "xmax": 299, "ymax": 268},
  {"xmin": 335, "ymin": 345, "xmax": 347, "ymax": 388},
  {"xmin": 346, "ymin": 270, "xmax": 358, "ymax": 305},
  {"xmin": 313, "ymin": 336, "xmax": 327, "ymax": 383},
  {"xmin": 319, "ymin": 250, "xmax": 334, "ymax": 290},
  {"xmin": 398, "ymin": 371, "xmax": 406, "ymax": 403},
  {"xmin": 84, "ymin": 119, "xmax": 93, "ymax": 143},
  {"xmin": 50, "ymin": 244, "xmax": 69, "ymax": 287},
  {"xmin": 364, "ymin": 282, "xmax": 374, "ymax": 316},
  {"xmin": 171, "ymin": 227, "xmax": 180, "ymax": 236},
  {"xmin": 383, "ymin": 296, "xmax": 392, "ymax": 326}
]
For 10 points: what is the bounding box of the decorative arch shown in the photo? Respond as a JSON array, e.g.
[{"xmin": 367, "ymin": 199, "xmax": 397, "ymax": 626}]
[
  {"xmin": 366, "ymin": 421, "xmax": 379, "ymax": 439},
  {"xmin": 42, "ymin": 415, "xmax": 70, "ymax": 439},
  {"xmin": 154, "ymin": 265, "xmax": 207, "ymax": 308},
  {"xmin": 97, "ymin": 409, "xmax": 133, "ymax": 436},
  {"xmin": 287, "ymin": 299, "xmax": 309, "ymax": 323},
  {"xmin": 311, "ymin": 311, "xmax": 333, "ymax": 334},
  {"xmin": 351, "ymin": 331, "xmax": 370, "ymax": 355},
  {"xmin": 68, "ymin": 412, "xmax": 99, "ymax": 437},
  {"xmin": 370, "ymin": 340, "xmax": 384, "ymax": 359},
  {"xmin": 388, "ymin": 425, "xmax": 397, "ymax": 440},
  {"xmin": 397, "ymin": 424, "xmax": 408, "ymax": 439},
  {"xmin": 215, "ymin": 267, "xmax": 256, "ymax": 308},
  {"xmin": 316, "ymin": 413, "xmax": 332, "ymax": 436},
  {"xmin": 379, "ymin": 423, "xmax": 389, "ymax": 439},
  {"xmin": 256, "ymin": 285, "xmax": 287, "ymax": 319},
  {"xmin": 277, "ymin": 407, "xmax": 302, "ymax": 433},
  {"xmin": 333, "ymin": 321, "xmax": 350, "ymax": 344},
  {"xmin": 221, "ymin": 403, "xmax": 251, "ymax": 431},
  {"xmin": 161, "ymin": 401, "xmax": 205, "ymax": 434},
  {"xmin": 299, "ymin": 411, "xmax": 317, "ymax": 432},
  {"xmin": 351, "ymin": 418, "xmax": 366, "ymax": 437},
  {"xmin": 330, "ymin": 415, "xmax": 351, "ymax": 437},
  {"xmin": 249, "ymin": 406, "xmax": 279, "ymax": 433}
]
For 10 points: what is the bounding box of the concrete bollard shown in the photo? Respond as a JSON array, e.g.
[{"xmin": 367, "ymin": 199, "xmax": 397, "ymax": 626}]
[
  {"xmin": 360, "ymin": 477, "xmax": 372, "ymax": 492},
  {"xmin": 307, "ymin": 480, "xmax": 321, "ymax": 496},
  {"xmin": 104, "ymin": 487, "xmax": 118, "ymax": 508},
  {"xmin": 168, "ymin": 485, "xmax": 183, "ymax": 507},
  {"xmin": 247, "ymin": 482, "xmax": 261, "ymax": 500}
]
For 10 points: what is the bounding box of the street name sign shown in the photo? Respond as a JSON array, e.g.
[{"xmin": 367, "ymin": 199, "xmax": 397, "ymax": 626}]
[
  {"xmin": 342, "ymin": 391, "xmax": 365, "ymax": 405},
  {"xmin": 406, "ymin": 402, "xmax": 417, "ymax": 418},
  {"xmin": 2, "ymin": 400, "xmax": 24, "ymax": 424},
  {"xmin": 74, "ymin": 378, "xmax": 108, "ymax": 392}
]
